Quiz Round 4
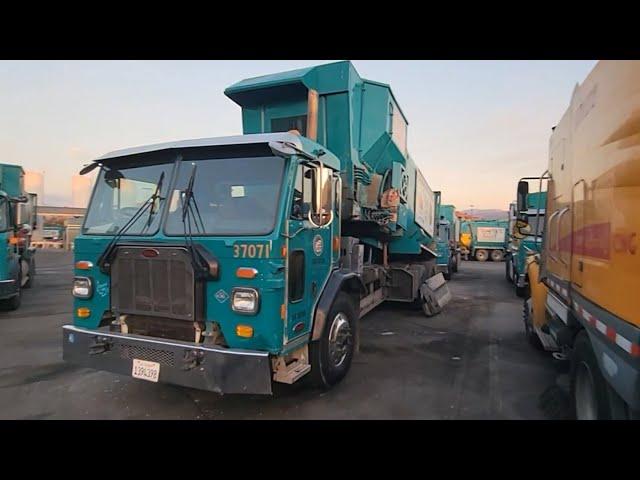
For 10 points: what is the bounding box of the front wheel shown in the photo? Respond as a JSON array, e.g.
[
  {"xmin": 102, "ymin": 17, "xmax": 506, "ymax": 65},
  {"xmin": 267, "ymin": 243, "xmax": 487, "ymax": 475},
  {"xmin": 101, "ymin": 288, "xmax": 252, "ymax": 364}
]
[
  {"xmin": 475, "ymin": 249, "xmax": 488, "ymax": 262},
  {"xmin": 570, "ymin": 331, "xmax": 611, "ymax": 420},
  {"xmin": 505, "ymin": 257, "xmax": 513, "ymax": 282},
  {"xmin": 21, "ymin": 258, "xmax": 34, "ymax": 289},
  {"xmin": 515, "ymin": 283, "xmax": 528, "ymax": 298},
  {"xmin": 309, "ymin": 293, "xmax": 357, "ymax": 390}
]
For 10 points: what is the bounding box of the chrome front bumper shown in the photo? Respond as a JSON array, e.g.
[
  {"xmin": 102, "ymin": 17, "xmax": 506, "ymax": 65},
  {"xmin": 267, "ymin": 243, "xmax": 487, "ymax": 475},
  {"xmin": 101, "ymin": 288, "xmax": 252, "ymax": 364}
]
[{"xmin": 62, "ymin": 325, "xmax": 273, "ymax": 394}]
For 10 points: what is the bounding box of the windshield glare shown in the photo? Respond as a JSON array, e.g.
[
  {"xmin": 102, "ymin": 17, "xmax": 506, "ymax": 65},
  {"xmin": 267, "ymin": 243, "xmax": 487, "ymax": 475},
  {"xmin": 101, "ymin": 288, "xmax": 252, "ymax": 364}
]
[
  {"xmin": 83, "ymin": 162, "xmax": 173, "ymax": 235},
  {"xmin": 165, "ymin": 156, "xmax": 285, "ymax": 236}
]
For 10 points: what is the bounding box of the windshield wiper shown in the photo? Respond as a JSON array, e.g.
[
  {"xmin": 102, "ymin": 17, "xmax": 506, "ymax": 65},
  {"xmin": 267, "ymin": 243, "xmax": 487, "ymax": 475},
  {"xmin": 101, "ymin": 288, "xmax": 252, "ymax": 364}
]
[
  {"xmin": 97, "ymin": 171, "xmax": 165, "ymax": 274},
  {"xmin": 181, "ymin": 163, "xmax": 205, "ymax": 233},
  {"xmin": 180, "ymin": 163, "xmax": 207, "ymax": 275},
  {"xmin": 141, "ymin": 171, "xmax": 166, "ymax": 233}
]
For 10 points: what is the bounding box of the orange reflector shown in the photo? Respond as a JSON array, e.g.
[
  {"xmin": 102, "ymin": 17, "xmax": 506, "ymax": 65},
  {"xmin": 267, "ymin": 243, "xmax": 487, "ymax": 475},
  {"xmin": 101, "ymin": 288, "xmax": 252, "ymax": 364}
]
[
  {"xmin": 8, "ymin": 236, "xmax": 18, "ymax": 245},
  {"xmin": 281, "ymin": 246, "xmax": 287, "ymax": 257},
  {"xmin": 76, "ymin": 307, "xmax": 91, "ymax": 318},
  {"xmin": 75, "ymin": 261, "xmax": 94, "ymax": 270},
  {"xmin": 236, "ymin": 267, "xmax": 258, "ymax": 279},
  {"xmin": 280, "ymin": 304, "xmax": 286, "ymax": 320},
  {"xmin": 236, "ymin": 325, "xmax": 254, "ymax": 338},
  {"xmin": 333, "ymin": 236, "xmax": 340, "ymax": 251}
]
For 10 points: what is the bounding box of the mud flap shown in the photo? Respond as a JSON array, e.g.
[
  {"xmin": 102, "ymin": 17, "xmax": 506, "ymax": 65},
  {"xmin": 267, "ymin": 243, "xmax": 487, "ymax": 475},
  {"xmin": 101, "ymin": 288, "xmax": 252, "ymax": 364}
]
[{"xmin": 420, "ymin": 273, "xmax": 451, "ymax": 317}]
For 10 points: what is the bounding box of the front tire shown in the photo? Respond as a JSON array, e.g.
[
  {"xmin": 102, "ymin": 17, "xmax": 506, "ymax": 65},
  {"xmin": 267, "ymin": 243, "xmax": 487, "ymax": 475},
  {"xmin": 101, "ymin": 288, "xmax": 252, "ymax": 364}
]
[
  {"xmin": 505, "ymin": 257, "xmax": 513, "ymax": 282},
  {"xmin": 515, "ymin": 283, "xmax": 528, "ymax": 298},
  {"xmin": 21, "ymin": 258, "xmax": 34, "ymax": 289},
  {"xmin": 309, "ymin": 293, "xmax": 357, "ymax": 390},
  {"xmin": 475, "ymin": 249, "xmax": 488, "ymax": 262},
  {"xmin": 570, "ymin": 331, "xmax": 611, "ymax": 420}
]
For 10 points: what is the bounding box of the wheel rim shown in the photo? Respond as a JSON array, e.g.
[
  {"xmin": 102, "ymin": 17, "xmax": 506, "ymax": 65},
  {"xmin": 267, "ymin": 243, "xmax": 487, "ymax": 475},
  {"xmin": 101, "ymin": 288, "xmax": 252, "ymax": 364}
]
[
  {"xmin": 20, "ymin": 260, "xmax": 29, "ymax": 287},
  {"xmin": 328, "ymin": 312, "xmax": 352, "ymax": 368},
  {"xmin": 575, "ymin": 361, "xmax": 598, "ymax": 420}
]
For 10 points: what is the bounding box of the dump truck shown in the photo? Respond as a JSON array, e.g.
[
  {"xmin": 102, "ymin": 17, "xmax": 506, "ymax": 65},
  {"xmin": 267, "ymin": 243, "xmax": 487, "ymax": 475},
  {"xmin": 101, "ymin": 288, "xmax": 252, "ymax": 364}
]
[
  {"xmin": 434, "ymin": 200, "xmax": 460, "ymax": 279},
  {"xmin": 0, "ymin": 163, "xmax": 38, "ymax": 310},
  {"xmin": 521, "ymin": 60, "xmax": 640, "ymax": 419},
  {"xmin": 505, "ymin": 187, "xmax": 547, "ymax": 297},
  {"xmin": 62, "ymin": 61, "xmax": 450, "ymax": 394},
  {"xmin": 460, "ymin": 219, "xmax": 508, "ymax": 261}
]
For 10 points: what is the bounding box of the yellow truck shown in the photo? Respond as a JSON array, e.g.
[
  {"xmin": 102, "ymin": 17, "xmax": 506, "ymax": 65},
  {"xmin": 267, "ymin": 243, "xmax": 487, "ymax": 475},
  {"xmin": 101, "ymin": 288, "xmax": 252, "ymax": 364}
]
[{"xmin": 521, "ymin": 60, "xmax": 640, "ymax": 419}]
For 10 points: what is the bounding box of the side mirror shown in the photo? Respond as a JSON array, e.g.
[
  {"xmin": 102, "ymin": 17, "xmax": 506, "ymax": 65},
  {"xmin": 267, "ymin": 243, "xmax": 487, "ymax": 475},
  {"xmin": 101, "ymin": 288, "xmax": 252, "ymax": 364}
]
[
  {"xmin": 517, "ymin": 180, "xmax": 529, "ymax": 213},
  {"xmin": 513, "ymin": 217, "xmax": 531, "ymax": 239},
  {"xmin": 308, "ymin": 163, "xmax": 334, "ymax": 228}
]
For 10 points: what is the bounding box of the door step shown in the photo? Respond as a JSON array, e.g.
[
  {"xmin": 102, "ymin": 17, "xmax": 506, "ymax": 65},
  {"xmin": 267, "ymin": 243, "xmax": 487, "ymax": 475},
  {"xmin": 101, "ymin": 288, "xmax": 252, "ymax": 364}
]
[{"xmin": 272, "ymin": 345, "xmax": 311, "ymax": 384}]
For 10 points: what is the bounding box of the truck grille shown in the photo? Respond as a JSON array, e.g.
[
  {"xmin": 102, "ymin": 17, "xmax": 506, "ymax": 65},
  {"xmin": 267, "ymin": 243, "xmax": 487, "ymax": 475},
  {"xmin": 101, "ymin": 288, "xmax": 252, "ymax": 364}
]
[{"xmin": 111, "ymin": 246, "xmax": 197, "ymax": 321}]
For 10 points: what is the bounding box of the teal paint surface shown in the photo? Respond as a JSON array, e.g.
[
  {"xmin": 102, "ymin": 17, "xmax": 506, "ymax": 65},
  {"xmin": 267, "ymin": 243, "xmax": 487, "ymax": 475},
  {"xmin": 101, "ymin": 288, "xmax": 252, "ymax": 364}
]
[{"xmin": 226, "ymin": 61, "xmax": 435, "ymax": 256}]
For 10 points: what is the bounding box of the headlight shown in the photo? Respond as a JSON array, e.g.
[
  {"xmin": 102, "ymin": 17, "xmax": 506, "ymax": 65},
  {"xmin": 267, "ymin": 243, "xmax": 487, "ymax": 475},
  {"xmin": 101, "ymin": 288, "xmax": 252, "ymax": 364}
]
[
  {"xmin": 73, "ymin": 276, "xmax": 93, "ymax": 299},
  {"xmin": 231, "ymin": 288, "xmax": 259, "ymax": 315}
]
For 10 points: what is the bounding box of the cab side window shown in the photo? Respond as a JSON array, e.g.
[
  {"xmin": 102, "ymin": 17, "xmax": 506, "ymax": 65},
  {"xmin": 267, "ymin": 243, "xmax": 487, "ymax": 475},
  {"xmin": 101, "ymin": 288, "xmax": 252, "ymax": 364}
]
[
  {"xmin": 0, "ymin": 199, "xmax": 9, "ymax": 232},
  {"xmin": 291, "ymin": 164, "xmax": 314, "ymax": 220}
]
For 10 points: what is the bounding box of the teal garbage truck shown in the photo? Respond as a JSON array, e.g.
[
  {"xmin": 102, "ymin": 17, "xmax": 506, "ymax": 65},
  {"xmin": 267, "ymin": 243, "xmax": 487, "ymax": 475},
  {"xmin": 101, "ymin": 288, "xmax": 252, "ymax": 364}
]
[
  {"xmin": 62, "ymin": 61, "xmax": 450, "ymax": 394},
  {"xmin": 505, "ymin": 179, "xmax": 547, "ymax": 297},
  {"xmin": 434, "ymin": 199, "xmax": 460, "ymax": 279},
  {"xmin": 0, "ymin": 163, "xmax": 38, "ymax": 310},
  {"xmin": 460, "ymin": 219, "xmax": 508, "ymax": 262}
]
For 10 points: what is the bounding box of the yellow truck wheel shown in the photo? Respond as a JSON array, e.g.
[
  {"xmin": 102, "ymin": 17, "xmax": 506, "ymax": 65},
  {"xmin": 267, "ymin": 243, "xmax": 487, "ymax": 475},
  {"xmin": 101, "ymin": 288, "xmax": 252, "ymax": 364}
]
[{"xmin": 570, "ymin": 331, "xmax": 611, "ymax": 420}]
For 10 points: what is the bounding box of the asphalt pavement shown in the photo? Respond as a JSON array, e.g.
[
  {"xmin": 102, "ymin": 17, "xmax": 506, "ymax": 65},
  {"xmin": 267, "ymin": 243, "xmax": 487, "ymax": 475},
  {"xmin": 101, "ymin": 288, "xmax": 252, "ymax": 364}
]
[{"xmin": 0, "ymin": 250, "xmax": 568, "ymax": 419}]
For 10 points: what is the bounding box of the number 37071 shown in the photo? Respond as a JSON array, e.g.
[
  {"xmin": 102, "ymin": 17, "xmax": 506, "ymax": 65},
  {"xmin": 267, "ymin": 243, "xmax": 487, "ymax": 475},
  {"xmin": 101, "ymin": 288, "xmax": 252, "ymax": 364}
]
[{"xmin": 233, "ymin": 243, "xmax": 271, "ymax": 258}]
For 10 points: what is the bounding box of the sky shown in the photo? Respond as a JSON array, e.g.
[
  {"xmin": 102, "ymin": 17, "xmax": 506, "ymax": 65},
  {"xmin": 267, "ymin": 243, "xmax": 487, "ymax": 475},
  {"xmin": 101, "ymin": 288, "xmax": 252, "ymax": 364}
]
[{"xmin": 0, "ymin": 60, "xmax": 596, "ymax": 208}]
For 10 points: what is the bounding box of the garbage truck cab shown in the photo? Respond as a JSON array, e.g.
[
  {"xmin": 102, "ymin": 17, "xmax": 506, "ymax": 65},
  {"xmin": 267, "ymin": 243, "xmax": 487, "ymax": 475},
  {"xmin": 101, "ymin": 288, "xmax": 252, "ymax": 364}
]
[
  {"xmin": 506, "ymin": 186, "xmax": 547, "ymax": 297},
  {"xmin": 62, "ymin": 61, "xmax": 450, "ymax": 394},
  {"xmin": 0, "ymin": 163, "xmax": 37, "ymax": 310}
]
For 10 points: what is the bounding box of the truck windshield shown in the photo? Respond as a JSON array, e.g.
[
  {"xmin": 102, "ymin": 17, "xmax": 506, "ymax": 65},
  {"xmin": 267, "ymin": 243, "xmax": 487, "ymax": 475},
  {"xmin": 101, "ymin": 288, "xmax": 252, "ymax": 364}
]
[
  {"xmin": 83, "ymin": 162, "xmax": 174, "ymax": 235},
  {"xmin": 164, "ymin": 156, "xmax": 285, "ymax": 236}
]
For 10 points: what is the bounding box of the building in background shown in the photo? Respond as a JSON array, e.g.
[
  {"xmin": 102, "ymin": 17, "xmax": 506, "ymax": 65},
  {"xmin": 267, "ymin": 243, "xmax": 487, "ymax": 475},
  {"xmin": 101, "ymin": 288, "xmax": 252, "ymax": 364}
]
[
  {"xmin": 71, "ymin": 174, "xmax": 93, "ymax": 208},
  {"xmin": 25, "ymin": 170, "xmax": 45, "ymax": 202}
]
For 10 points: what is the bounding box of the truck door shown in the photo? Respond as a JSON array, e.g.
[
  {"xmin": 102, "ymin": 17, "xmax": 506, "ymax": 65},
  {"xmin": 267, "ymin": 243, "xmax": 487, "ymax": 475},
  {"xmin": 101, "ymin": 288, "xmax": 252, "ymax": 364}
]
[
  {"xmin": 285, "ymin": 162, "xmax": 334, "ymax": 345},
  {"xmin": 0, "ymin": 198, "xmax": 17, "ymax": 285}
]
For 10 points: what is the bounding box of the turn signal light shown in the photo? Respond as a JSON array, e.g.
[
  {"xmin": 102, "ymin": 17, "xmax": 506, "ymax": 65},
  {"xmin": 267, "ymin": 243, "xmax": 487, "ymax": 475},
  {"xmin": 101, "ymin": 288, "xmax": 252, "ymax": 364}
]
[
  {"xmin": 76, "ymin": 307, "xmax": 91, "ymax": 318},
  {"xmin": 236, "ymin": 325, "xmax": 254, "ymax": 338},
  {"xmin": 236, "ymin": 267, "xmax": 258, "ymax": 279},
  {"xmin": 280, "ymin": 246, "xmax": 287, "ymax": 257},
  {"xmin": 75, "ymin": 261, "xmax": 93, "ymax": 270},
  {"xmin": 8, "ymin": 236, "xmax": 18, "ymax": 245}
]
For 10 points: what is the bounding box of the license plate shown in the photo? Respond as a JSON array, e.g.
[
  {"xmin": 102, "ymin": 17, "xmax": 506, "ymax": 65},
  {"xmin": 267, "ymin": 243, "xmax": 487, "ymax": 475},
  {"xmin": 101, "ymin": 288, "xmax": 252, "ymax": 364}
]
[{"xmin": 132, "ymin": 359, "xmax": 160, "ymax": 383}]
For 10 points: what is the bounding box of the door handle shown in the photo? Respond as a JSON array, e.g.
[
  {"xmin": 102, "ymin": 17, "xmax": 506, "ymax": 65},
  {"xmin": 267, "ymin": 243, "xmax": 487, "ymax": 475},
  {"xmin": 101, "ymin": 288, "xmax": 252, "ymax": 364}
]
[{"xmin": 556, "ymin": 207, "xmax": 570, "ymax": 266}]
